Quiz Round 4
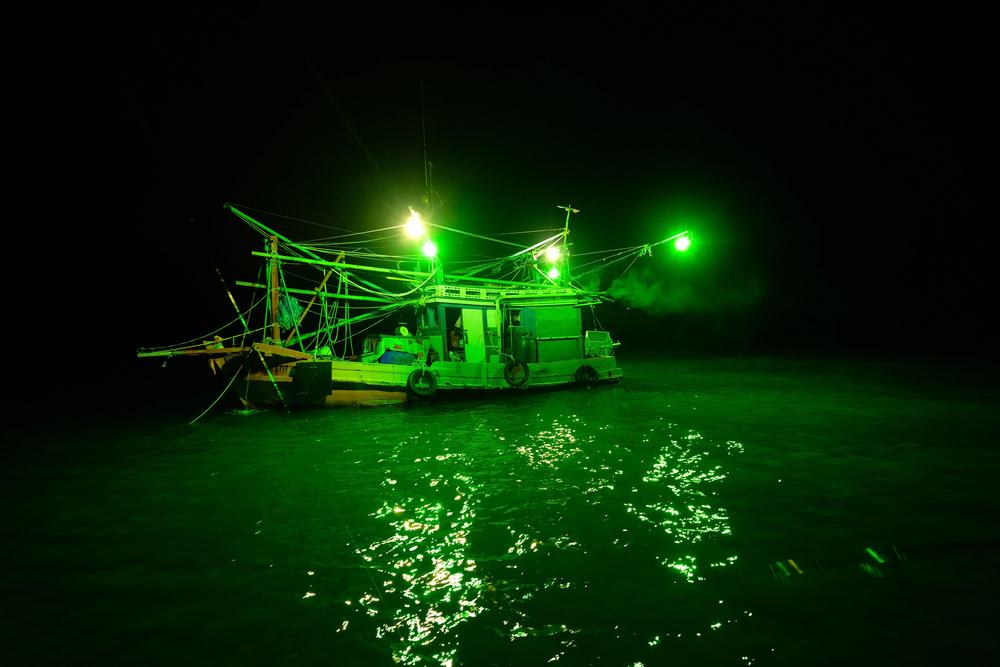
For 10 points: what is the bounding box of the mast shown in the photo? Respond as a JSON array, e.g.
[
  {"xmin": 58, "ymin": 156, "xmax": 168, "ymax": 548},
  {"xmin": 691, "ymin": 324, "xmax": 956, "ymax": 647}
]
[
  {"xmin": 419, "ymin": 78, "xmax": 443, "ymax": 283},
  {"xmin": 557, "ymin": 205, "xmax": 578, "ymax": 287},
  {"xmin": 421, "ymin": 76, "xmax": 432, "ymax": 219},
  {"xmin": 269, "ymin": 235, "xmax": 280, "ymax": 343}
]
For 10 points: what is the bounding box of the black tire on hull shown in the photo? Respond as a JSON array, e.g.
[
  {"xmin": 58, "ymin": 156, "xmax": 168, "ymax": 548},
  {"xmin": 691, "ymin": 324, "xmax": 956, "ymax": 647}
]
[
  {"xmin": 503, "ymin": 360, "xmax": 530, "ymax": 388},
  {"xmin": 575, "ymin": 364, "xmax": 599, "ymax": 388},
  {"xmin": 407, "ymin": 368, "xmax": 438, "ymax": 397}
]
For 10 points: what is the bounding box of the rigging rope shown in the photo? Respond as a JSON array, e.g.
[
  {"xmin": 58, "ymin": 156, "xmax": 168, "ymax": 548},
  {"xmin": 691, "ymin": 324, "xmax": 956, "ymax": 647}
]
[
  {"xmin": 137, "ymin": 293, "xmax": 268, "ymax": 353},
  {"xmin": 189, "ymin": 361, "xmax": 244, "ymax": 425},
  {"xmin": 229, "ymin": 203, "xmax": 384, "ymax": 236}
]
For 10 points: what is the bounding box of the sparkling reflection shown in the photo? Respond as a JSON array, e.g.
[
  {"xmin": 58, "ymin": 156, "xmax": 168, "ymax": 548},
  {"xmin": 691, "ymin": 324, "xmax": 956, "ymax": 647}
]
[
  {"xmin": 342, "ymin": 414, "xmax": 749, "ymax": 665},
  {"xmin": 513, "ymin": 414, "xmax": 588, "ymax": 468},
  {"xmin": 622, "ymin": 425, "xmax": 744, "ymax": 583},
  {"xmin": 357, "ymin": 454, "xmax": 483, "ymax": 666}
]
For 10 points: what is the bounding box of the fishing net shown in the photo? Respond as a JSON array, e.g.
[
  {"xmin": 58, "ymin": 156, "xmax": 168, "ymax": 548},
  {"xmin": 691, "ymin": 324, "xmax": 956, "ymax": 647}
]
[{"xmin": 277, "ymin": 294, "xmax": 304, "ymax": 331}]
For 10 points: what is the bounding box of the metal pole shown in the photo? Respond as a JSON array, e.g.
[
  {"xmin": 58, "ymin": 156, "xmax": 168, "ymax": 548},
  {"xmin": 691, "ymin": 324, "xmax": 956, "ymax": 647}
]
[{"xmin": 269, "ymin": 236, "xmax": 280, "ymax": 342}]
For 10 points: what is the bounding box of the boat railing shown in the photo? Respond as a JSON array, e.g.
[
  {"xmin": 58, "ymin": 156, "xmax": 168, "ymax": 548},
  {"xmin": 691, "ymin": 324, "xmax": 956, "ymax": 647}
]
[{"xmin": 426, "ymin": 284, "xmax": 581, "ymax": 300}]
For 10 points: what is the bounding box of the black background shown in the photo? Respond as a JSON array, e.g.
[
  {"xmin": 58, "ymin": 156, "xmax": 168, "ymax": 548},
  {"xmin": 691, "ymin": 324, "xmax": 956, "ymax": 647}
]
[{"xmin": 15, "ymin": 5, "xmax": 994, "ymax": 407}]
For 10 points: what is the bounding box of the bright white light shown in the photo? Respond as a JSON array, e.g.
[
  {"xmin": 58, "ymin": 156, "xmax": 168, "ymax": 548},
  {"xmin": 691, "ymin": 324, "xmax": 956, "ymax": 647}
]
[
  {"xmin": 545, "ymin": 246, "xmax": 560, "ymax": 261},
  {"xmin": 406, "ymin": 210, "xmax": 424, "ymax": 238}
]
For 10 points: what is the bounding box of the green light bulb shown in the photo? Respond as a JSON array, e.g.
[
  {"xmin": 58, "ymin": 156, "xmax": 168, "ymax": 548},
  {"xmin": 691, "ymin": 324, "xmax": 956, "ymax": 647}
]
[
  {"xmin": 547, "ymin": 266, "xmax": 560, "ymax": 280},
  {"xmin": 421, "ymin": 239, "xmax": 438, "ymax": 258},
  {"xmin": 674, "ymin": 236, "xmax": 691, "ymax": 252}
]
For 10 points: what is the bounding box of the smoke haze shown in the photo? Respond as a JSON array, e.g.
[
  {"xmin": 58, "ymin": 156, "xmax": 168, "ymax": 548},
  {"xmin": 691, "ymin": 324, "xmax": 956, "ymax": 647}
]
[{"xmin": 607, "ymin": 266, "xmax": 765, "ymax": 315}]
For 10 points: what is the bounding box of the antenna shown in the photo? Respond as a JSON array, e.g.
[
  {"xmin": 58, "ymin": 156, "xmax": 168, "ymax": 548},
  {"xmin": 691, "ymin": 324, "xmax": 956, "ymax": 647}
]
[{"xmin": 421, "ymin": 76, "xmax": 431, "ymax": 217}]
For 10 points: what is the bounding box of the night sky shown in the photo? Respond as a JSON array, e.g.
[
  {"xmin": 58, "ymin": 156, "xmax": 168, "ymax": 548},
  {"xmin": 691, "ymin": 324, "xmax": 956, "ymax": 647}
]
[{"xmin": 30, "ymin": 6, "xmax": 993, "ymax": 405}]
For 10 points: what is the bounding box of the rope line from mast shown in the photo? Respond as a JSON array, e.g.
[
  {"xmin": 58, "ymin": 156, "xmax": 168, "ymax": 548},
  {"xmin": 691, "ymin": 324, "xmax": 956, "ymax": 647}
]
[
  {"xmin": 228, "ymin": 203, "xmax": 386, "ymax": 237},
  {"xmin": 137, "ymin": 293, "xmax": 269, "ymax": 353}
]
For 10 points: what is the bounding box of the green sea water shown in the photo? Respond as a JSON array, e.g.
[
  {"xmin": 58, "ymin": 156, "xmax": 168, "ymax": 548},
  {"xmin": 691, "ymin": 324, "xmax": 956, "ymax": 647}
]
[{"xmin": 4, "ymin": 354, "xmax": 998, "ymax": 665}]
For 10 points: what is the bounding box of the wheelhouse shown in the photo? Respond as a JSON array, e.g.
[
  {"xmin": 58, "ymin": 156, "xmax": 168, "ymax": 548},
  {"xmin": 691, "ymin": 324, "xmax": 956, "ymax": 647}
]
[{"xmin": 410, "ymin": 283, "xmax": 604, "ymax": 367}]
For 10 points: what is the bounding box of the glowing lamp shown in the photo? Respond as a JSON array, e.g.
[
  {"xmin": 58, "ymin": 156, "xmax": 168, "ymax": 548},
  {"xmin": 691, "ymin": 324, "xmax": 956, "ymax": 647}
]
[
  {"xmin": 406, "ymin": 210, "xmax": 424, "ymax": 238},
  {"xmin": 674, "ymin": 235, "xmax": 691, "ymax": 252},
  {"xmin": 545, "ymin": 246, "xmax": 561, "ymax": 262},
  {"xmin": 421, "ymin": 239, "xmax": 438, "ymax": 259},
  {"xmin": 547, "ymin": 266, "xmax": 560, "ymax": 280}
]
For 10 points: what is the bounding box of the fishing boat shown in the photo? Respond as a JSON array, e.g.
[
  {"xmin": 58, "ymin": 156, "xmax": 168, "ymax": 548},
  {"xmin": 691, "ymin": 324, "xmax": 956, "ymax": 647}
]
[{"xmin": 138, "ymin": 203, "xmax": 690, "ymax": 409}]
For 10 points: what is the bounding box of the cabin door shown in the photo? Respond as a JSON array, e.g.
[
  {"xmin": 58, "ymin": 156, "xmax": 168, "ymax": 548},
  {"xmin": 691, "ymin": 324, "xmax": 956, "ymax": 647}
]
[{"xmin": 461, "ymin": 308, "xmax": 486, "ymax": 363}]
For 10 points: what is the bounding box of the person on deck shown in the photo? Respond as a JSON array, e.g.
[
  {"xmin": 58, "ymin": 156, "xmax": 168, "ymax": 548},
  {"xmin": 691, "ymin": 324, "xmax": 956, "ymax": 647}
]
[{"xmin": 448, "ymin": 316, "xmax": 465, "ymax": 362}]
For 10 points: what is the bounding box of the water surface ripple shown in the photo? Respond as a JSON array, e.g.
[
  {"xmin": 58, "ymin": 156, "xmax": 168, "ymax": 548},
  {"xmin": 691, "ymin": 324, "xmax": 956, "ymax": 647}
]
[{"xmin": 5, "ymin": 355, "xmax": 998, "ymax": 665}]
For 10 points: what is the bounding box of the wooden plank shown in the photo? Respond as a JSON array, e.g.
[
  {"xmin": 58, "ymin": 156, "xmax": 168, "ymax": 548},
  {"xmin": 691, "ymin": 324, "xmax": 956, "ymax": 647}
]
[{"xmin": 252, "ymin": 342, "xmax": 313, "ymax": 360}]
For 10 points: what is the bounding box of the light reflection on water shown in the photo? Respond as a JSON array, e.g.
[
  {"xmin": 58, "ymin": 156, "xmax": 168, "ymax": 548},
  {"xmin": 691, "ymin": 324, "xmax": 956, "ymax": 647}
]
[
  {"xmin": 16, "ymin": 357, "xmax": 997, "ymax": 665},
  {"xmin": 626, "ymin": 425, "xmax": 745, "ymax": 581},
  {"xmin": 361, "ymin": 458, "xmax": 483, "ymax": 666},
  {"xmin": 342, "ymin": 406, "xmax": 747, "ymax": 665}
]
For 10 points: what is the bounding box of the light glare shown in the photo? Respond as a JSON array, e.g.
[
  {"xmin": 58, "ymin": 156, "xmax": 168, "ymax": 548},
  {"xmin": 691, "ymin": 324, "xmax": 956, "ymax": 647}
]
[
  {"xmin": 674, "ymin": 236, "xmax": 691, "ymax": 252},
  {"xmin": 406, "ymin": 212, "xmax": 425, "ymax": 238}
]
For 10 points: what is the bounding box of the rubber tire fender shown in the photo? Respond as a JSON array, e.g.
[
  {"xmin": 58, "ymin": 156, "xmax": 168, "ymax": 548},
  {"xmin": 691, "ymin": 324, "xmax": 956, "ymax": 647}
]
[
  {"xmin": 575, "ymin": 364, "xmax": 599, "ymax": 389},
  {"xmin": 503, "ymin": 360, "xmax": 530, "ymax": 388},
  {"xmin": 407, "ymin": 368, "xmax": 438, "ymax": 397}
]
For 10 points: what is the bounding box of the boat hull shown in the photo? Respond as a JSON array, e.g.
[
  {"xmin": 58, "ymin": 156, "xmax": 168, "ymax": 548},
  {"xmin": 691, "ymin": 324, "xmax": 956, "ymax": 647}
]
[{"xmin": 218, "ymin": 354, "xmax": 623, "ymax": 409}]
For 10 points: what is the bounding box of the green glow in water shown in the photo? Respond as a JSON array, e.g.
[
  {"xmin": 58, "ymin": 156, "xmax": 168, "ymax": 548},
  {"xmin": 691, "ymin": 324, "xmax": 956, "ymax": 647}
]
[{"xmin": 226, "ymin": 408, "xmax": 263, "ymax": 416}]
